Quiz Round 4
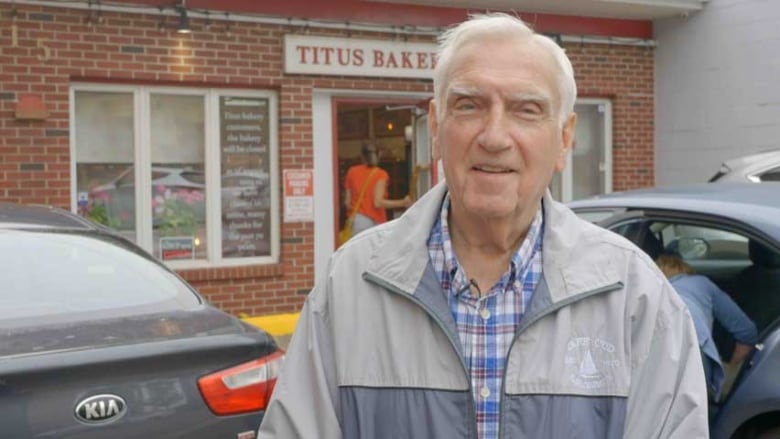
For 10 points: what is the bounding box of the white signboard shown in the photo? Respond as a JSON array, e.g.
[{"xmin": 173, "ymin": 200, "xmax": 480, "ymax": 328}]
[
  {"xmin": 283, "ymin": 169, "xmax": 314, "ymax": 222},
  {"xmin": 284, "ymin": 35, "xmax": 438, "ymax": 79}
]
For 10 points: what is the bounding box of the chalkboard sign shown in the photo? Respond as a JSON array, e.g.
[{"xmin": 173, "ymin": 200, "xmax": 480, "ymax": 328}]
[{"xmin": 219, "ymin": 96, "xmax": 272, "ymax": 258}]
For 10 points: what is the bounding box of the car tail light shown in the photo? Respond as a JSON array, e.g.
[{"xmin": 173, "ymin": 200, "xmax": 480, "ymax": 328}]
[{"xmin": 198, "ymin": 350, "xmax": 285, "ymax": 415}]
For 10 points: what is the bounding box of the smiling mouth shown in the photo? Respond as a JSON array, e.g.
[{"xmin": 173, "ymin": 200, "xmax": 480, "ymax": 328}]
[{"xmin": 473, "ymin": 165, "xmax": 514, "ymax": 174}]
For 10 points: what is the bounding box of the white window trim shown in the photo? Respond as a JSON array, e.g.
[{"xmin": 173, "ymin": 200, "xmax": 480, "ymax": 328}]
[
  {"xmin": 560, "ymin": 97, "xmax": 613, "ymax": 202},
  {"xmin": 70, "ymin": 83, "xmax": 280, "ymax": 268}
]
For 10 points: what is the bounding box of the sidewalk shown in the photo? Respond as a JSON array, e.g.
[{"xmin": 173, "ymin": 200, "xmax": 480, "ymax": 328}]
[{"xmin": 242, "ymin": 312, "xmax": 299, "ymax": 350}]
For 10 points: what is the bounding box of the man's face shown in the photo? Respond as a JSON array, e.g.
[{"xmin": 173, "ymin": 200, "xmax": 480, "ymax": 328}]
[{"xmin": 430, "ymin": 36, "xmax": 576, "ymax": 222}]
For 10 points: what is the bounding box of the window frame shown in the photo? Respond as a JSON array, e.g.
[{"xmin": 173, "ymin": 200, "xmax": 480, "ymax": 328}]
[
  {"xmin": 69, "ymin": 83, "xmax": 280, "ymax": 269},
  {"xmin": 553, "ymin": 97, "xmax": 613, "ymax": 202}
]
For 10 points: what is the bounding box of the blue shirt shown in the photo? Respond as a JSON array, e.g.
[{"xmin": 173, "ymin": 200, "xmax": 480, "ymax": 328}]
[
  {"xmin": 669, "ymin": 273, "xmax": 757, "ymax": 397},
  {"xmin": 428, "ymin": 194, "xmax": 543, "ymax": 438}
]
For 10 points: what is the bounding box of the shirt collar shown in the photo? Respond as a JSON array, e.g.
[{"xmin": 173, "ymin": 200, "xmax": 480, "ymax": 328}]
[{"xmin": 433, "ymin": 193, "xmax": 544, "ymax": 296}]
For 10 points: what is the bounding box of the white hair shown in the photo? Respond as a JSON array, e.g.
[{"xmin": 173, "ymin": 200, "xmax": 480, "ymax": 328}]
[{"xmin": 432, "ymin": 13, "xmax": 577, "ymax": 127}]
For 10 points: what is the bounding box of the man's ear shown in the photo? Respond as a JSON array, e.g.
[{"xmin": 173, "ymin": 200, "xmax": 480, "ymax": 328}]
[
  {"xmin": 429, "ymin": 100, "xmax": 441, "ymax": 161},
  {"xmin": 555, "ymin": 112, "xmax": 577, "ymax": 172}
]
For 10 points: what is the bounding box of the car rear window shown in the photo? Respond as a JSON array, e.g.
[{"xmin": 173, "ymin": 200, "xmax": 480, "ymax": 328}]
[{"xmin": 0, "ymin": 230, "xmax": 200, "ymax": 324}]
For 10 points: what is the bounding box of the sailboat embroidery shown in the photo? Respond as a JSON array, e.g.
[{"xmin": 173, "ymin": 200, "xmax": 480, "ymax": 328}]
[
  {"xmin": 579, "ymin": 350, "xmax": 602, "ymax": 380},
  {"xmin": 565, "ymin": 336, "xmax": 616, "ymax": 390},
  {"xmin": 578, "ymin": 349, "xmax": 604, "ymax": 382}
]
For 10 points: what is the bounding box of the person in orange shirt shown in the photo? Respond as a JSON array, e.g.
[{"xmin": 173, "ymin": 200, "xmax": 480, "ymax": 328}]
[{"xmin": 343, "ymin": 143, "xmax": 412, "ymax": 237}]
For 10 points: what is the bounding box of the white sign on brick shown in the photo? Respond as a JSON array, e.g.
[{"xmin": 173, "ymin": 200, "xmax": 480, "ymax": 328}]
[{"xmin": 284, "ymin": 35, "xmax": 438, "ymax": 79}]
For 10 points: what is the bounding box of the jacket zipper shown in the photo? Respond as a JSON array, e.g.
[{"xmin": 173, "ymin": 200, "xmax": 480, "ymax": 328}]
[
  {"xmin": 363, "ymin": 272, "xmax": 479, "ymax": 439},
  {"xmin": 497, "ymin": 281, "xmax": 624, "ymax": 438}
]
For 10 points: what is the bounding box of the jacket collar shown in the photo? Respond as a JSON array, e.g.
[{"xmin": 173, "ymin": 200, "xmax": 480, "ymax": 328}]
[{"xmin": 365, "ymin": 182, "xmax": 620, "ymax": 304}]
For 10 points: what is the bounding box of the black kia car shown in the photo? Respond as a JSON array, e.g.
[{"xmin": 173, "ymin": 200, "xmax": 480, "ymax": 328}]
[{"xmin": 0, "ymin": 203, "xmax": 283, "ymax": 438}]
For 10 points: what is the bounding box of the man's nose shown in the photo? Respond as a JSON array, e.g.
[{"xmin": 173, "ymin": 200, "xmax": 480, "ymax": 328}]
[{"xmin": 477, "ymin": 106, "xmax": 513, "ymax": 152}]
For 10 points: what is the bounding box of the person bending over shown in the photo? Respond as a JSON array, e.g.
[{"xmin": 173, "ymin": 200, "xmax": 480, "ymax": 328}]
[{"xmin": 657, "ymin": 252, "xmax": 757, "ymax": 401}]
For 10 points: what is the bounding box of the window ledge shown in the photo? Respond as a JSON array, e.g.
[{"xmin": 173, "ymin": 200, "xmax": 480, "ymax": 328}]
[{"xmin": 177, "ymin": 263, "xmax": 283, "ymax": 282}]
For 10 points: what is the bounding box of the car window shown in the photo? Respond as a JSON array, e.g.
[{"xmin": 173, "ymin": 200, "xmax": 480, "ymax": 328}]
[
  {"xmin": 611, "ymin": 223, "xmax": 635, "ymax": 238},
  {"xmin": 0, "ymin": 230, "xmax": 200, "ymax": 325},
  {"xmin": 657, "ymin": 223, "xmax": 749, "ymax": 262},
  {"xmin": 603, "ymin": 218, "xmax": 753, "ymax": 287},
  {"xmin": 758, "ymin": 166, "xmax": 780, "ymax": 182}
]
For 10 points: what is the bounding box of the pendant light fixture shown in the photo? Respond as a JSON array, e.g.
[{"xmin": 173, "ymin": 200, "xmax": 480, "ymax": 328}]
[{"xmin": 176, "ymin": 0, "xmax": 191, "ymax": 34}]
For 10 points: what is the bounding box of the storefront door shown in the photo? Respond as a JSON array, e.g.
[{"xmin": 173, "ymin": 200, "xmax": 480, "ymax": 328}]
[
  {"xmin": 310, "ymin": 90, "xmax": 429, "ymax": 280},
  {"xmin": 551, "ymin": 98, "xmax": 613, "ymax": 202}
]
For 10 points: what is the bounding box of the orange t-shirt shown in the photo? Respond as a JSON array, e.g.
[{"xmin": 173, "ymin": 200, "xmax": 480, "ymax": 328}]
[{"xmin": 344, "ymin": 164, "xmax": 389, "ymax": 224}]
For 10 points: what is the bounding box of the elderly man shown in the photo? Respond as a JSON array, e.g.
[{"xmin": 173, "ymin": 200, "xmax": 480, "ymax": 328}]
[{"xmin": 259, "ymin": 13, "xmax": 708, "ymax": 439}]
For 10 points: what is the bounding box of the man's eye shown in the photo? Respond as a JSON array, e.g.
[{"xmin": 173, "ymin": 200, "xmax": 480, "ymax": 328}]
[
  {"xmin": 515, "ymin": 104, "xmax": 544, "ymax": 118},
  {"xmin": 453, "ymin": 99, "xmax": 477, "ymax": 112}
]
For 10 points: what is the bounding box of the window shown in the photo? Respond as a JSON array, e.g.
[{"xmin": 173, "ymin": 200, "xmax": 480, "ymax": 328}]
[
  {"xmin": 550, "ymin": 99, "xmax": 612, "ymax": 202},
  {"xmin": 654, "ymin": 222, "xmax": 749, "ymax": 263},
  {"xmin": 1, "ymin": 230, "xmax": 200, "ymax": 324},
  {"xmin": 71, "ymin": 85, "xmax": 279, "ymax": 268},
  {"xmin": 758, "ymin": 166, "xmax": 780, "ymax": 182},
  {"xmin": 609, "ymin": 219, "xmax": 752, "ymax": 285}
]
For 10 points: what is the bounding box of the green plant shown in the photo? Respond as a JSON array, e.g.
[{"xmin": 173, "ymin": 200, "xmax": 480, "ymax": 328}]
[
  {"xmin": 156, "ymin": 196, "xmax": 199, "ymax": 236},
  {"xmin": 85, "ymin": 202, "xmax": 122, "ymax": 228}
]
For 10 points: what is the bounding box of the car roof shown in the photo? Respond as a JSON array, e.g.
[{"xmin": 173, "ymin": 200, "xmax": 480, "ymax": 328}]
[
  {"xmin": 567, "ymin": 183, "xmax": 780, "ymax": 237},
  {"xmin": 722, "ymin": 148, "xmax": 780, "ymax": 169},
  {"xmin": 711, "ymin": 148, "xmax": 780, "ymax": 181},
  {"xmin": 0, "ymin": 203, "xmax": 99, "ymax": 230}
]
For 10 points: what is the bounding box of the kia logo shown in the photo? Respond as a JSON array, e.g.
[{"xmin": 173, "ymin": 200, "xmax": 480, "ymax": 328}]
[{"xmin": 74, "ymin": 394, "xmax": 127, "ymax": 424}]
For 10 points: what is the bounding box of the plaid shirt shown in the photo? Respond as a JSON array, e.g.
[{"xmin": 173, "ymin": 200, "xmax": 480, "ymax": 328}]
[{"xmin": 428, "ymin": 194, "xmax": 543, "ymax": 439}]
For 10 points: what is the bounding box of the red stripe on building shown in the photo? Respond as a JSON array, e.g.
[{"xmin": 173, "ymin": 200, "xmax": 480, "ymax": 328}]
[{"xmin": 116, "ymin": 0, "xmax": 652, "ymax": 39}]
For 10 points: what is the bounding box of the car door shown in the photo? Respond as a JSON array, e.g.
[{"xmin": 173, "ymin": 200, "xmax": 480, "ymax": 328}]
[{"xmin": 573, "ymin": 207, "xmax": 780, "ymax": 439}]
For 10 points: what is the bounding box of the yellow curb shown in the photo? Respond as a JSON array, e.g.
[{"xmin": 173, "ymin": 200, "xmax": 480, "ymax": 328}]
[{"xmin": 242, "ymin": 312, "xmax": 300, "ymax": 336}]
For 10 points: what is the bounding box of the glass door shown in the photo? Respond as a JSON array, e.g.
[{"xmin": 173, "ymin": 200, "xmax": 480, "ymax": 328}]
[
  {"xmin": 551, "ymin": 98, "xmax": 612, "ymax": 202},
  {"xmin": 411, "ymin": 110, "xmax": 433, "ymax": 200}
]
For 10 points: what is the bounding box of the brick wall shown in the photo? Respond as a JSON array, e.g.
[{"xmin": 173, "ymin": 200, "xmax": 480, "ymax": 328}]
[
  {"xmin": 569, "ymin": 44, "xmax": 655, "ymax": 190},
  {"xmin": 0, "ymin": 4, "xmax": 654, "ymax": 316}
]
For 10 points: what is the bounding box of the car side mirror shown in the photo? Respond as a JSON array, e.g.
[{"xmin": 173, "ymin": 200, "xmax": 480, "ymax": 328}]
[{"xmin": 668, "ymin": 237, "xmax": 710, "ymax": 259}]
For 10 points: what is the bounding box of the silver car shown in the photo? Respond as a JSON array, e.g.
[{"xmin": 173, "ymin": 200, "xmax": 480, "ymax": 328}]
[{"xmin": 709, "ymin": 149, "xmax": 780, "ymax": 183}]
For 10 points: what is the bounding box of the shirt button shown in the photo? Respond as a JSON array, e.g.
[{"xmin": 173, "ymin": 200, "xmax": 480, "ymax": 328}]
[
  {"xmin": 480, "ymin": 386, "xmax": 491, "ymax": 399},
  {"xmin": 480, "ymin": 308, "xmax": 491, "ymax": 320}
]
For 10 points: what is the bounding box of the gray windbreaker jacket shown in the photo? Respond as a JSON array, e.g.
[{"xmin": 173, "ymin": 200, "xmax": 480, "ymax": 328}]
[{"xmin": 259, "ymin": 182, "xmax": 709, "ymax": 439}]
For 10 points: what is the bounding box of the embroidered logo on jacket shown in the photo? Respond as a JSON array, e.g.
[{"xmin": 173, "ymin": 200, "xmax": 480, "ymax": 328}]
[{"xmin": 564, "ymin": 336, "xmax": 619, "ymax": 389}]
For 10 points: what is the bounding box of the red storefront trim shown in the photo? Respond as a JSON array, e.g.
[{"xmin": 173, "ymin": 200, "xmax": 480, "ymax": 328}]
[{"xmin": 119, "ymin": 0, "xmax": 652, "ymax": 39}]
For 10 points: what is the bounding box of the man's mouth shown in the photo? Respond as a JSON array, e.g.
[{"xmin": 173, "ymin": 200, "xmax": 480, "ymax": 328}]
[{"xmin": 474, "ymin": 165, "xmax": 514, "ymax": 174}]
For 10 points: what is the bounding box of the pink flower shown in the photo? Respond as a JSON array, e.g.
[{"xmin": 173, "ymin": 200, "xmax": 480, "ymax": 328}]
[
  {"xmin": 173, "ymin": 189, "xmax": 205, "ymax": 205},
  {"xmin": 191, "ymin": 190, "xmax": 205, "ymax": 202},
  {"xmin": 90, "ymin": 190, "xmax": 110, "ymax": 202}
]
